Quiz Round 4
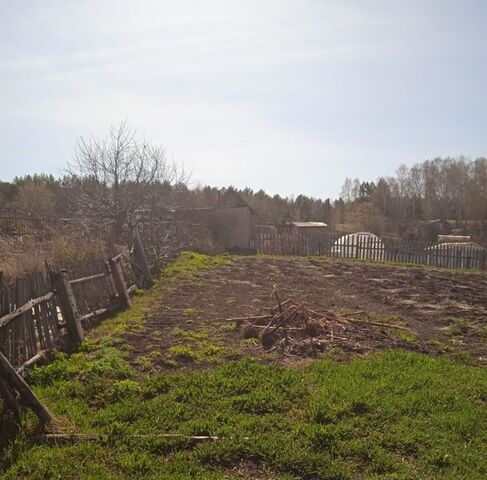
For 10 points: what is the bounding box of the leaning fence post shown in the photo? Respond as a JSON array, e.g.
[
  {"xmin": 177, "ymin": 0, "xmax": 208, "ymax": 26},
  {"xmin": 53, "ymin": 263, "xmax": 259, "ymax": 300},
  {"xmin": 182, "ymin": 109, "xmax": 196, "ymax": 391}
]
[
  {"xmin": 0, "ymin": 350, "xmax": 53, "ymax": 426},
  {"xmin": 131, "ymin": 225, "xmax": 153, "ymax": 288},
  {"xmin": 109, "ymin": 255, "xmax": 131, "ymax": 309},
  {"xmin": 53, "ymin": 270, "xmax": 84, "ymax": 347}
]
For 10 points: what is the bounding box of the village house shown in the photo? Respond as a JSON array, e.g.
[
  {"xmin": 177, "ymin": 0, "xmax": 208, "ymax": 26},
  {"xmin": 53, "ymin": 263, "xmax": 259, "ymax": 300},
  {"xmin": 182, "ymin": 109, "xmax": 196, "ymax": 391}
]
[{"xmin": 175, "ymin": 189, "xmax": 256, "ymax": 251}]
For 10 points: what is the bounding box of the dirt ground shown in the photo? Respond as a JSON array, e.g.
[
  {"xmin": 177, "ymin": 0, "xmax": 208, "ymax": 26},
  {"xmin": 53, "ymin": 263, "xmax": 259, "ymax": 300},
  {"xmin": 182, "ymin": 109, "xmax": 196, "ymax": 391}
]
[{"xmin": 127, "ymin": 256, "xmax": 487, "ymax": 367}]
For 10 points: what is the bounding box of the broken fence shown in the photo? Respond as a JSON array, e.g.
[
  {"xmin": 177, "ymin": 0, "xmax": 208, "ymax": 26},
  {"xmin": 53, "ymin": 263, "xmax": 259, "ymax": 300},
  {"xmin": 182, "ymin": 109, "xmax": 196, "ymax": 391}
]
[{"xmin": 0, "ymin": 254, "xmax": 136, "ymax": 369}]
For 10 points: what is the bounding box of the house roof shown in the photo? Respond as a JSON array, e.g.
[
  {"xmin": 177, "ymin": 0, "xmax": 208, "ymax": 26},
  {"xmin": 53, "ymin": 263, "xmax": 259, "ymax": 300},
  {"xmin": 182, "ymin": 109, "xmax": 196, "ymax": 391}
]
[
  {"xmin": 217, "ymin": 189, "xmax": 256, "ymax": 214},
  {"xmin": 288, "ymin": 221, "xmax": 328, "ymax": 228}
]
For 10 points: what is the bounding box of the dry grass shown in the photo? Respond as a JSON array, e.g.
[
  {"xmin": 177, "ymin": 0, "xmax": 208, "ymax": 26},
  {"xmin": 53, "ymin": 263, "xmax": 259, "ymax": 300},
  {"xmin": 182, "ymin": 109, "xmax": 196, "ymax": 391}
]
[{"xmin": 0, "ymin": 228, "xmax": 108, "ymax": 284}]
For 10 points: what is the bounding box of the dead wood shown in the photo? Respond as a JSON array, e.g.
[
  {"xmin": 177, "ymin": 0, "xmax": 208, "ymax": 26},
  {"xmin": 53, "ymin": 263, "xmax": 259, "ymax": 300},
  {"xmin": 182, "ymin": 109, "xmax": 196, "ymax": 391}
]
[
  {"xmin": 234, "ymin": 286, "xmax": 415, "ymax": 357},
  {"xmin": 0, "ymin": 351, "xmax": 53, "ymax": 426}
]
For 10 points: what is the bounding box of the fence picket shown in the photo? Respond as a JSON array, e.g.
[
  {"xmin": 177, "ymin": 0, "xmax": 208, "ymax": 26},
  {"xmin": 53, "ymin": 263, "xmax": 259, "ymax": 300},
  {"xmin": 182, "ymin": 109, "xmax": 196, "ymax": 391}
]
[{"xmin": 253, "ymin": 227, "xmax": 486, "ymax": 270}]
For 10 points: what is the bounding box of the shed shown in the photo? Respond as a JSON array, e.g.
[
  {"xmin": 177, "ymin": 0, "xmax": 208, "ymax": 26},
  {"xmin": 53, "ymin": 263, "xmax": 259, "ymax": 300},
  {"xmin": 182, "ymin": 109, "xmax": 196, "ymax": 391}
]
[{"xmin": 285, "ymin": 221, "xmax": 328, "ymax": 255}]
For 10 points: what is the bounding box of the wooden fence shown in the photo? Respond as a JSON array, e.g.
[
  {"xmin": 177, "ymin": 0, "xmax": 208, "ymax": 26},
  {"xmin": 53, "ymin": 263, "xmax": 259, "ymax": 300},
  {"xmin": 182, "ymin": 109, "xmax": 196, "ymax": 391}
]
[
  {"xmin": 252, "ymin": 227, "xmax": 487, "ymax": 270},
  {"xmin": 0, "ymin": 254, "xmax": 136, "ymax": 369},
  {"xmin": 0, "ymin": 211, "xmax": 46, "ymax": 234}
]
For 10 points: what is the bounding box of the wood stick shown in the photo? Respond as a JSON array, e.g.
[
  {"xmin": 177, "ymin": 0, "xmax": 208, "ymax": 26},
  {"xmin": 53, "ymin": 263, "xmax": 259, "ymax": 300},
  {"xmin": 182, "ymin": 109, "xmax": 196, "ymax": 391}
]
[
  {"xmin": 223, "ymin": 315, "xmax": 272, "ymax": 323},
  {"xmin": 53, "ymin": 270, "xmax": 84, "ymax": 346},
  {"xmin": 272, "ymin": 284, "xmax": 283, "ymax": 314},
  {"xmin": 0, "ymin": 350, "xmax": 53, "ymax": 426},
  {"xmin": 0, "ymin": 292, "xmax": 54, "ymax": 329},
  {"xmin": 78, "ymin": 308, "xmax": 109, "ymax": 323},
  {"xmin": 33, "ymin": 433, "xmax": 250, "ymax": 444},
  {"xmin": 252, "ymin": 325, "xmax": 306, "ymax": 331},
  {"xmin": 109, "ymin": 257, "xmax": 131, "ymax": 309},
  {"xmin": 269, "ymin": 305, "xmax": 300, "ymax": 333},
  {"xmin": 69, "ymin": 272, "xmax": 107, "ymax": 286},
  {"xmin": 110, "ymin": 253, "xmax": 124, "ymax": 263},
  {"xmin": 266, "ymin": 299, "xmax": 291, "ymax": 312},
  {"xmin": 16, "ymin": 350, "xmax": 49, "ymax": 376},
  {"xmin": 346, "ymin": 318, "xmax": 410, "ymax": 331},
  {"xmin": 0, "ymin": 376, "xmax": 20, "ymax": 422}
]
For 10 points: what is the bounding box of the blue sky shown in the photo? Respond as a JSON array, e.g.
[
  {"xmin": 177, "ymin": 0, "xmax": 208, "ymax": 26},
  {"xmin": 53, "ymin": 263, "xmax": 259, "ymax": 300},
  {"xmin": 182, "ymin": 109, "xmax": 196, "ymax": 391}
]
[{"xmin": 1, "ymin": 0, "xmax": 486, "ymax": 198}]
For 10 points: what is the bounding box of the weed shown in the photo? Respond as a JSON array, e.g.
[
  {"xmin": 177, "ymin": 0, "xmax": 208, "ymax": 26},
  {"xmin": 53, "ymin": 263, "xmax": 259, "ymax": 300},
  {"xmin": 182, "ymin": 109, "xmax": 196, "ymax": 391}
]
[
  {"xmin": 240, "ymin": 338, "xmax": 259, "ymax": 347},
  {"xmin": 183, "ymin": 307, "xmax": 199, "ymax": 315},
  {"xmin": 169, "ymin": 345, "xmax": 199, "ymax": 361},
  {"xmin": 173, "ymin": 327, "xmax": 210, "ymax": 341},
  {"xmin": 446, "ymin": 318, "xmax": 472, "ymax": 337},
  {"xmin": 219, "ymin": 322, "xmax": 237, "ymax": 332}
]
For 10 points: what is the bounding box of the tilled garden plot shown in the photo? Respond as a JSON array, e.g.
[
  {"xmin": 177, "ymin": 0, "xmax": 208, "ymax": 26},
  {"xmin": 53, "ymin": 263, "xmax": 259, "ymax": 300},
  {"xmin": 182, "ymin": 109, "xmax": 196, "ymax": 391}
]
[{"xmin": 126, "ymin": 255, "xmax": 487, "ymax": 367}]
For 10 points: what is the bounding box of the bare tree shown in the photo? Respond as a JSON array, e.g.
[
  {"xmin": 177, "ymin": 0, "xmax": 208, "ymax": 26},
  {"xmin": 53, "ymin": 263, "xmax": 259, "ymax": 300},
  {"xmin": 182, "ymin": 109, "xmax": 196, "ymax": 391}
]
[{"xmin": 68, "ymin": 121, "xmax": 188, "ymax": 239}]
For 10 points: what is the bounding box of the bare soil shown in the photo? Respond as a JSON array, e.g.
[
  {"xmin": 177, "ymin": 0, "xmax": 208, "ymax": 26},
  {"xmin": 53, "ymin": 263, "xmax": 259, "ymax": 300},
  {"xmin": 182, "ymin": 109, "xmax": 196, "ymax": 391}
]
[{"xmin": 127, "ymin": 256, "xmax": 487, "ymax": 367}]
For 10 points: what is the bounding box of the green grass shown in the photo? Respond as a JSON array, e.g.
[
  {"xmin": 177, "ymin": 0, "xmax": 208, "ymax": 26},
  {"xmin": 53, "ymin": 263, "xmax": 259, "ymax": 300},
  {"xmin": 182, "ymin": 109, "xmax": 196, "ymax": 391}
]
[
  {"xmin": 162, "ymin": 251, "xmax": 230, "ymax": 283},
  {"xmin": 1, "ymin": 350, "xmax": 486, "ymax": 479},
  {"xmin": 1, "ymin": 252, "xmax": 486, "ymax": 479}
]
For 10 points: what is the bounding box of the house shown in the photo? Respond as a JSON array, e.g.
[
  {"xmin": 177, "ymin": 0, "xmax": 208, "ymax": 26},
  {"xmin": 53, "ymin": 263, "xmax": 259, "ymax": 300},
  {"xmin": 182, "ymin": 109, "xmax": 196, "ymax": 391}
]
[
  {"xmin": 417, "ymin": 219, "xmax": 451, "ymax": 241},
  {"xmin": 175, "ymin": 189, "xmax": 256, "ymax": 251}
]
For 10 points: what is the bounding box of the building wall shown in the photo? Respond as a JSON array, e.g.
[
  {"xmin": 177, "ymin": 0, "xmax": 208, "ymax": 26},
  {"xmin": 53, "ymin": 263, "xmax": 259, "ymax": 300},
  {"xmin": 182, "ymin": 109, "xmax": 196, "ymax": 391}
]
[
  {"xmin": 176, "ymin": 206, "xmax": 255, "ymax": 250},
  {"xmin": 210, "ymin": 206, "xmax": 254, "ymax": 249}
]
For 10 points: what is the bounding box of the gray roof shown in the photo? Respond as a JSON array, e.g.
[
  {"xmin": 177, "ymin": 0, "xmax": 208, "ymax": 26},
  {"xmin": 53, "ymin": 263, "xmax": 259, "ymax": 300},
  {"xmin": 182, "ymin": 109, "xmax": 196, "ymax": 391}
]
[{"xmin": 289, "ymin": 221, "xmax": 328, "ymax": 228}]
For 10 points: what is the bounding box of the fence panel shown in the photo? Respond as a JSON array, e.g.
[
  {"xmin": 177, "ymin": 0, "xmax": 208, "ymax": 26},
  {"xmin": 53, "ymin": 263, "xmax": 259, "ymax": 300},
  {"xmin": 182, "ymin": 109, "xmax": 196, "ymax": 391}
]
[
  {"xmin": 0, "ymin": 272, "xmax": 59, "ymax": 367},
  {"xmin": 253, "ymin": 227, "xmax": 486, "ymax": 270}
]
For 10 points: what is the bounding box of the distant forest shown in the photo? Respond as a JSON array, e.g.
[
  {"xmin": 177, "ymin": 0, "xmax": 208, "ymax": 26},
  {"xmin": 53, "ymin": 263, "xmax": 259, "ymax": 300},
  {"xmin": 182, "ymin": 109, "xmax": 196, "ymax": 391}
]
[{"xmin": 1, "ymin": 157, "xmax": 487, "ymax": 237}]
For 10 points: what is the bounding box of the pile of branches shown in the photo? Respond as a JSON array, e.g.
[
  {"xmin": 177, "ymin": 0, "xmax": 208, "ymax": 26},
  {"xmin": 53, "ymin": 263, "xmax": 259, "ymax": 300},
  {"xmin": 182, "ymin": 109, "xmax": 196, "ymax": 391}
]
[{"xmin": 232, "ymin": 286, "xmax": 410, "ymax": 357}]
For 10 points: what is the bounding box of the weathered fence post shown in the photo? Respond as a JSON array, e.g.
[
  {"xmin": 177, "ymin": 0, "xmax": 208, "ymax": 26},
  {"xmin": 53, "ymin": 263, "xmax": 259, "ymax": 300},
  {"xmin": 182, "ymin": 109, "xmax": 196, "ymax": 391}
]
[
  {"xmin": 109, "ymin": 255, "xmax": 131, "ymax": 309},
  {"xmin": 0, "ymin": 350, "xmax": 53, "ymax": 426},
  {"xmin": 53, "ymin": 270, "xmax": 84, "ymax": 347},
  {"xmin": 131, "ymin": 225, "xmax": 153, "ymax": 288}
]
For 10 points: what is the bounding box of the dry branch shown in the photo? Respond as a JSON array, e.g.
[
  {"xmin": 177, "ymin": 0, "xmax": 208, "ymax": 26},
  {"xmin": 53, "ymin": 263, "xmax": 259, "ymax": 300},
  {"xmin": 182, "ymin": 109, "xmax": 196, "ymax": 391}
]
[{"xmin": 231, "ymin": 286, "xmax": 415, "ymax": 357}]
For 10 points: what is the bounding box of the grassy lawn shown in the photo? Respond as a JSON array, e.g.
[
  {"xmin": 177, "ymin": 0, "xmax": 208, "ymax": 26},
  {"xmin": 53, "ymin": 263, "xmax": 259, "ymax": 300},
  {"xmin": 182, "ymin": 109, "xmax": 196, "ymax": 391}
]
[{"xmin": 1, "ymin": 253, "xmax": 486, "ymax": 479}]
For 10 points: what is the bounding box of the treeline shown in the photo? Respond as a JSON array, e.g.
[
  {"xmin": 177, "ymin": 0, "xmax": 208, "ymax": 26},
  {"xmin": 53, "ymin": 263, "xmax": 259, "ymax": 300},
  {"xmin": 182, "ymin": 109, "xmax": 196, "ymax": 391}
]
[
  {"xmin": 185, "ymin": 157, "xmax": 487, "ymax": 233},
  {"xmin": 339, "ymin": 157, "xmax": 487, "ymax": 232},
  {"xmin": 1, "ymin": 157, "xmax": 487, "ymax": 238}
]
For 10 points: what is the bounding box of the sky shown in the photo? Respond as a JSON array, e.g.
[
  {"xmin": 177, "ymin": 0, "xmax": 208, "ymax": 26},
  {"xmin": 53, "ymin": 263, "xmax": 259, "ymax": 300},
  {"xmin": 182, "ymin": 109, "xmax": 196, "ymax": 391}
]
[{"xmin": 1, "ymin": 0, "xmax": 487, "ymax": 199}]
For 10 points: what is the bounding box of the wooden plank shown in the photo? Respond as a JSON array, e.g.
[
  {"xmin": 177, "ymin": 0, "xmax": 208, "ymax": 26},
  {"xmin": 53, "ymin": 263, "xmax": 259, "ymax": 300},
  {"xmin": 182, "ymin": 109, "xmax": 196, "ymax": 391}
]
[
  {"xmin": 109, "ymin": 257, "xmax": 131, "ymax": 309},
  {"xmin": 0, "ymin": 292, "xmax": 55, "ymax": 329},
  {"xmin": 0, "ymin": 350, "xmax": 53, "ymax": 425},
  {"xmin": 78, "ymin": 308, "xmax": 109, "ymax": 323},
  {"xmin": 52, "ymin": 270, "xmax": 84, "ymax": 347},
  {"xmin": 69, "ymin": 272, "xmax": 107, "ymax": 286}
]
